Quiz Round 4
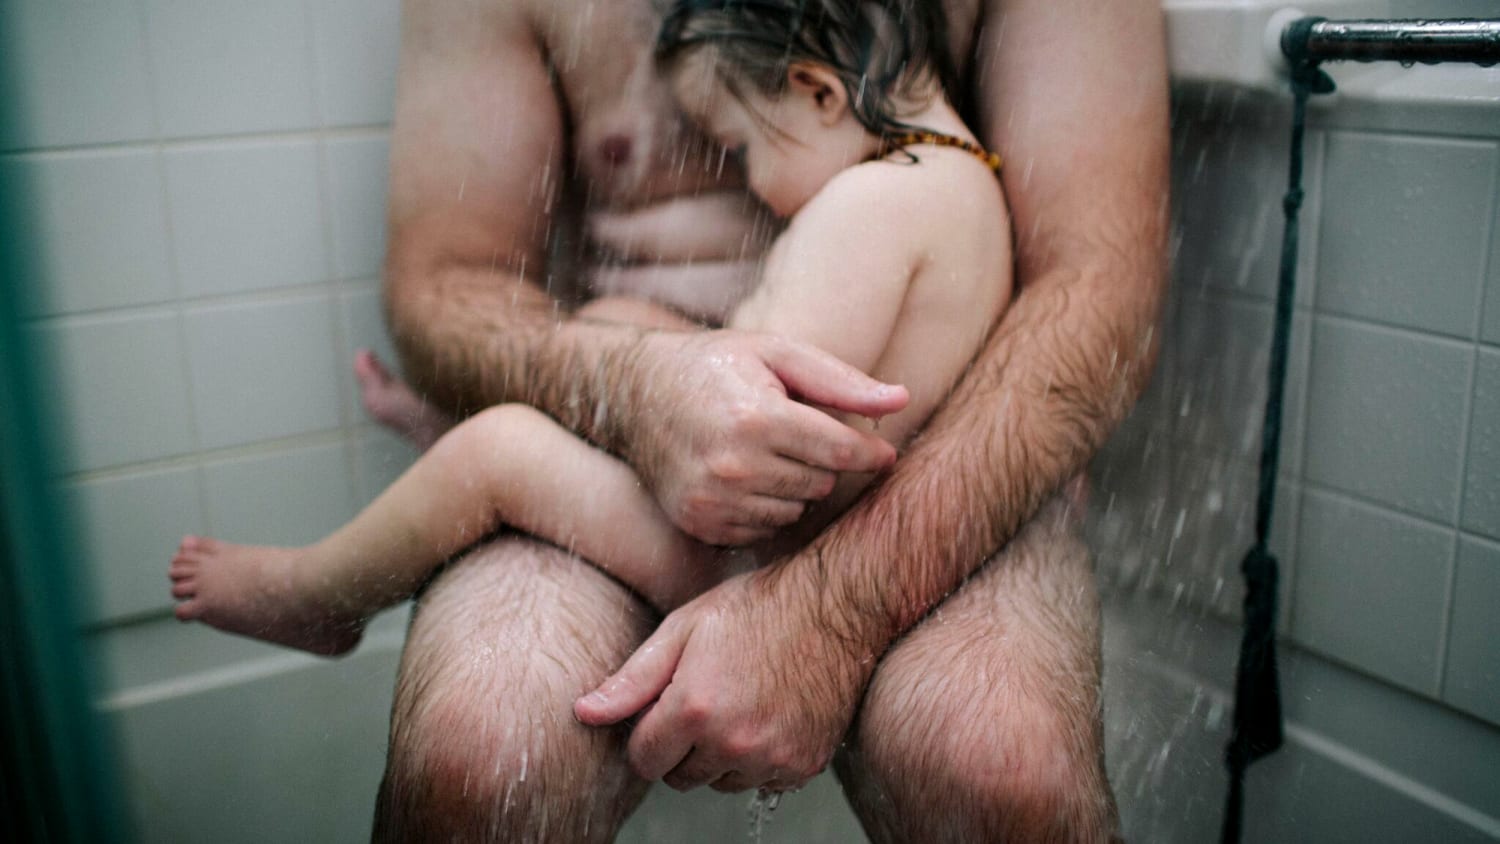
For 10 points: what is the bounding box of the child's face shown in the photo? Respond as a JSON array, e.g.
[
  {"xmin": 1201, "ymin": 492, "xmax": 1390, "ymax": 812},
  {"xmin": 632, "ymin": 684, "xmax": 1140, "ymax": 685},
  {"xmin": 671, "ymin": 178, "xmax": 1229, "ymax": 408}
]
[{"xmin": 671, "ymin": 57, "xmax": 871, "ymax": 218}]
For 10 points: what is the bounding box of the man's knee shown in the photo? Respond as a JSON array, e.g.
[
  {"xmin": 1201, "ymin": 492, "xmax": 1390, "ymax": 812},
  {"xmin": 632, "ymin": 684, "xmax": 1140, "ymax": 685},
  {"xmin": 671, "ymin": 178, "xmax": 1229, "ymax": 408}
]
[
  {"xmin": 840, "ymin": 503, "xmax": 1116, "ymax": 842},
  {"xmin": 843, "ymin": 637, "xmax": 1114, "ymax": 843},
  {"xmin": 374, "ymin": 539, "xmax": 653, "ymax": 842}
]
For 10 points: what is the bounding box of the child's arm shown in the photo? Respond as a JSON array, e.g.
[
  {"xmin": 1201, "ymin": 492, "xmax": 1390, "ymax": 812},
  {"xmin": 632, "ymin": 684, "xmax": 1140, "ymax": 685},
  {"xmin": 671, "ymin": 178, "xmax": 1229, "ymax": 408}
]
[{"xmin": 728, "ymin": 167, "xmax": 919, "ymax": 379}]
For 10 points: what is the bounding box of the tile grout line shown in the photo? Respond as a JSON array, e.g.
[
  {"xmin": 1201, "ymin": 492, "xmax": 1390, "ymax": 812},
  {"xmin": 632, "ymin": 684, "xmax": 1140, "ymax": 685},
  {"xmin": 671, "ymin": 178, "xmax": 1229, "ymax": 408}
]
[
  {"xmin": 1434, "ymin": 139, "xmax": 1500, "ymax": 700},
  {"xmin": 135, "ymin": 0, "xmax": 215, "ymax": 538},
  {"xmin": 303, "ymin": 0, "xmax": 365, "ymax": 511}
]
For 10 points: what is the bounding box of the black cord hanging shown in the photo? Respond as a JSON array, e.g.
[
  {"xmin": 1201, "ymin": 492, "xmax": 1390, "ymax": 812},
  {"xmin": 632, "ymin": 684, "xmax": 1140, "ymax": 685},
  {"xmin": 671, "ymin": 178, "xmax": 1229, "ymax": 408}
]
[{"xmin": 1219, "ymin": 17, "xmax": 1335, "ymax": 844}]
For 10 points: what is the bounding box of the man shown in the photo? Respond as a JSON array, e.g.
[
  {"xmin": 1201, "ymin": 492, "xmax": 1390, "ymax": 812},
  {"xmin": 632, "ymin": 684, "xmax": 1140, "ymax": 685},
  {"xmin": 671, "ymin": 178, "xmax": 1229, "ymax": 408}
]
[{"xmin": 372, "ymin": 0, "xmax": 1168, "ymax": 840}]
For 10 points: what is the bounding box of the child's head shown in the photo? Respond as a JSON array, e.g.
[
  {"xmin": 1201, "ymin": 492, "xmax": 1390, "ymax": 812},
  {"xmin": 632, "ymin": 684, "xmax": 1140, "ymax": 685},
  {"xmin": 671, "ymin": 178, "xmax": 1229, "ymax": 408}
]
[{"xmin": 656, "ymin": 0, "xmax": 953, "ymax": 217}]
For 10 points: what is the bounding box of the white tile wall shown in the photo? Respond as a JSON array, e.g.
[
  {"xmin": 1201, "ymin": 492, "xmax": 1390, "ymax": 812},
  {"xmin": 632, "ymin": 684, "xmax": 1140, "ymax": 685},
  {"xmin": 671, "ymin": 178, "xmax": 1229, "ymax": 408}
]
[
  {"xmin": 144, "ymin": 0, "xmax": 319, "ymax": 139},
  {"xmin": 1444, "ymin": 537, "xmax": 1500, "ymax": 724},
  {"xmin": 1094, "ymin": 70, "xmax": 1500, "ymax": 840},
  {"xmin": 312, "ymin": 0, "xmax": 402, "ymax": 128},
  {"xmin": 1, "ymin": 150, "xmax": 175, "ymax": 315},
  {"xmin": 1316, "ymin": 133, "xmax": 1496, "ymax": 338},
  {"xmin": 163, "ymin": 140, "xmax": 329, "ymax": 298},
  {"xmin": 200, "ymin": 443, "xmax": 355, "ymax": 546},
  {"xmin": 41, "ymin": 311, "xmax": 197, "ymax": 472},
  {"xmin": 1292, "ymin": 490, "xmax": 1452, "ymax": 695},
  {"xmin": 74, "ymin": 466, "xmax": 206, "ymax": 623},
  {"xmin": 7, "ymin": 3, "xmax": 405, "ymax": 839},
  {"xmin": 325, "ymin": 136, "xmax": 391, "ymax": 280},
  {"xmin": 0, "ymin": 2, "xmax": 156, "ymax": 150},
  {"xmin": 1483, "ymin": 209, "xmax": 1500, "ymax": 344},
  {"xmin": 352, "ymin": 427, "xmax": 416, "ymax": 508},
  {"xmin": 182, "ymin": 296, "xmax": 343, "ymax": 450},
  {"xmin": 1303, "ymin": 318, "xmax": 1470, "ymax": 523},
  {"xmin": 1463, "ymin": 349, "xmax": 1500, "ymax": 540}
]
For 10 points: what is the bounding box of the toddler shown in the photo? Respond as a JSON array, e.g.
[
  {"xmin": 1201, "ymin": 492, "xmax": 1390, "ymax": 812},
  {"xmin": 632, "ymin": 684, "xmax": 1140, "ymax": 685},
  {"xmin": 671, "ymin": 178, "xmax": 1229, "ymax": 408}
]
[{"xmin": 170, "ymin": 0, "xmax": 1012, "ymax": 656}]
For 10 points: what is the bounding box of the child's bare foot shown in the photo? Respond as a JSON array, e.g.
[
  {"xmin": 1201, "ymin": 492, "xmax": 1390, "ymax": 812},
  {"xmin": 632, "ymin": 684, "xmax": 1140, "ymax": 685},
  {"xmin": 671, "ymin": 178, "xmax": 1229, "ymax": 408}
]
[
  {"xmin": 169, "ymin": 535, "xmax": 363, "ymax": 657},
  {"xmin": 353, "ymin": 349, "xmax": 453, "ymax": 451}
]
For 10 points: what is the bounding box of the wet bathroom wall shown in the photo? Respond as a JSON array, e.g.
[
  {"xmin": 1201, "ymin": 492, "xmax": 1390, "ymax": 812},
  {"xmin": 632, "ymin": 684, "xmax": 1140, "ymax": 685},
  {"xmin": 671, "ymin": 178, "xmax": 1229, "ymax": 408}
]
[
  {"xmin": 1093, "ymin": 6, "xmax": 1500, "ymax": 839},
  {"xmin": 1, "ymin": 1, "xmax": 412, "ymax": 839}
]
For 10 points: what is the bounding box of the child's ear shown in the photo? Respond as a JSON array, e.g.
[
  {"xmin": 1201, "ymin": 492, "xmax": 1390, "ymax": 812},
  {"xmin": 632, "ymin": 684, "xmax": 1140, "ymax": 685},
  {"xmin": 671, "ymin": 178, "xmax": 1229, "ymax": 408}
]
[{"xmin": 787, "ymin": 63, "xmax": 848, "ymax": 125}]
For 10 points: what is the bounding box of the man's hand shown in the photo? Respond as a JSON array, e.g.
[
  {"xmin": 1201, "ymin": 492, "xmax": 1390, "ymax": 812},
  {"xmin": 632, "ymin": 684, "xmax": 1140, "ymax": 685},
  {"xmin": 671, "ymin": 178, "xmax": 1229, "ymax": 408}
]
[
  {"xmin": 573, "ymin": 567, "xmax": 868, "ymax": 792},
  {"xmin": 617, "ymin": 330, "xmax": 907, "ymax": 546}
]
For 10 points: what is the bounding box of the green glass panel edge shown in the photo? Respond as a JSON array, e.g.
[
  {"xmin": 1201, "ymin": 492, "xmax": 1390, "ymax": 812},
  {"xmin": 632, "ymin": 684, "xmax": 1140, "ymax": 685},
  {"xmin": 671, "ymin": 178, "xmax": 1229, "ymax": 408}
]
[{"xmin": 0, "ymin": 34, "xmax": 133, "ymax": 844}]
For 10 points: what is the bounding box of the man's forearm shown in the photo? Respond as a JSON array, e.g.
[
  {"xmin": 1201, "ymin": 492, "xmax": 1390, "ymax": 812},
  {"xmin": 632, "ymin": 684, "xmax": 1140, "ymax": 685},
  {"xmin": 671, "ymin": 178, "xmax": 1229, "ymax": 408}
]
[
  {"xmin": 768, "ymin": 0, "xmax": 1171, "ymax": 666},
  {"xmin": 385, "ymin": 252, "xmax": 650, "ymax": 449},
  {"xmin": 787, "ymin": 241, "xmax": 1166, "ymax": 655}
]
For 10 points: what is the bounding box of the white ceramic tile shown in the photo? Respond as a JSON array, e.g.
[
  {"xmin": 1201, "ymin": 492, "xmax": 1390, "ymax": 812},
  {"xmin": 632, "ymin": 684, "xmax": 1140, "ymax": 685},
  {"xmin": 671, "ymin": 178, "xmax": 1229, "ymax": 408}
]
[
  {"xmin": 1275, "ymin": 631, "xmax": 1500, "ymax": 822},
  {"xmin": 108, "ymin": 644, "xmax": 397, "ymax": 842},
  {"xmin": 1444, "ymin": 536, "xmax": 1500, "ymax": 725},
  {"xmin": 312, "ymin": 0, "xmax": 401, "ymax": 127},
  {"xmin": 1463, "ymin": 350, "xmax": 1500, "ymax": 540},
  {"xmin": 74, "ymin": 466, "xmax": 205, "ymax": 623},
  {"xmin": 1316, "ymin": 132, "xmax": 1496, "ymax": 338},
  {"xmin": 1, "ymin": 150, "xmax": 175, "ymax": 315},
  {"xmin": 1483, "ymin": 205, "xmax": 1500, "ymax": 345},
  {"xmin": 1243, "ymin": 737, "xmax": 1495, "ymax": 844},
  {"xmin": 1292, "ymin": 490, "xmax": 1452, "ymax": 695},
  {"xmin": 144, "ymin": 0, "xmax": 318, "ymax": 138},
  {"xmin": 325, "ymin": 136, "xmax": 390, "ymax": 280},
  {"xmin": 1303, "ymin": 318, "xmax": 1470, "ymax": 523},
  {"xmin": 339, "ymin": 284, "xmax": 400, "ymax": 422},
  {"xmin": 40, "ymin": 313, "xmax": 197, "ymax": 472},
  {"xmin": 352, "ymin": 429, "xmax": 416, "ymax": 509},
  {"xmin": 200, "ymin": 442, "xmax": 354, "ymax": 546},
  {"xmin": 163, "ymin": 140, "xmax": 329, "ymax": 298},
  {"xmin": 182, "ymin": 297, "xmax": 342, "ymax": 450},
  {"xmin": 339, "ymin": 285, "xmax": 396, "ymax": 364},
  {"xmin": 93, "ymin": 604, "xmax": 408, "ymax": 695},
  {"xmin": 0, "ymin": 2, "xmax": 155, "ymax": 150}
]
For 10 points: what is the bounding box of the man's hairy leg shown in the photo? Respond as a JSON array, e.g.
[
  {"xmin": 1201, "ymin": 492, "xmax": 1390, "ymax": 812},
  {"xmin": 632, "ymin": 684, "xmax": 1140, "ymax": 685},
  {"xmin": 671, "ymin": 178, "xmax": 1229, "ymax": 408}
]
[
  {"xmin": 836, "ymin": 493, "xmax": 1117, "ymax": 843},
  {"xmin": 373, "ymin": 537, "xmax": 654, "ymax": 842}
]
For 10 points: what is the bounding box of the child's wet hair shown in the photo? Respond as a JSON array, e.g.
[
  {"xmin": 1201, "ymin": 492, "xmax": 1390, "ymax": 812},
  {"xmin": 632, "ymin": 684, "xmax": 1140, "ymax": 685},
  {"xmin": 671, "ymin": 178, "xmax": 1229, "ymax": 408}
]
[{"xmin": 656, "ymin": 0, "xmax": 956, "ymax": 136}]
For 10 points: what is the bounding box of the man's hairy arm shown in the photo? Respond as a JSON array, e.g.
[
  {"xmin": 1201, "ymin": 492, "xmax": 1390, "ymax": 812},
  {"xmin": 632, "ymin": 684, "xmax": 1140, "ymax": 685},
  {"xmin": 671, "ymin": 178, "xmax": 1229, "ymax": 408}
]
[
  {"xmin": 783, "ymin": 0, "xmax": 1170, "ymax": 656},
  {"xmin": 575, "ymin": 0, "xmax": 1169, "ymax": 792},
  {"xmin": 384, "ymin": 0, "xmax": 905, "ymax": 543},
  {"xmin": 383, "ymin": 0, "xmax": 625, "ymax": 424}
]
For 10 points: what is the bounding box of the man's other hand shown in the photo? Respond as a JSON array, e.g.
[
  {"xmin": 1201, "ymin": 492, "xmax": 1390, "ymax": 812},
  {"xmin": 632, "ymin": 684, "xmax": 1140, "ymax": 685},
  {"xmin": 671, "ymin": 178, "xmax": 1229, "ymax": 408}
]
[
  {"xmin": 621, "ymin": 330, "xmax": 907, "ymax": 546},
  {"xmin": 572, "ymin": 569, "xmax": 865, "ymax": 792}
]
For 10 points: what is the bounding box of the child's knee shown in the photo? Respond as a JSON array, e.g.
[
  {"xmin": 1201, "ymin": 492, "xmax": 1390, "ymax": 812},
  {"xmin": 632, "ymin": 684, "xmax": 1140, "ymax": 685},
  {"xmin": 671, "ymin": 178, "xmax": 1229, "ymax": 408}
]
[{"xmin": 449, "ymin": 403, "xmax": 549, "ymax": 449}]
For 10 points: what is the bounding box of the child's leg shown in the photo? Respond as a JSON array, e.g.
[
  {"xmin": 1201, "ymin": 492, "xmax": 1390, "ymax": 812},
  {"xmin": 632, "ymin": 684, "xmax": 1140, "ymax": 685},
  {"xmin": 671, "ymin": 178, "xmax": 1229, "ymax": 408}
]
[{"xmin": 170, "ymin": 404, "xmax": 718, "ymax": 656}]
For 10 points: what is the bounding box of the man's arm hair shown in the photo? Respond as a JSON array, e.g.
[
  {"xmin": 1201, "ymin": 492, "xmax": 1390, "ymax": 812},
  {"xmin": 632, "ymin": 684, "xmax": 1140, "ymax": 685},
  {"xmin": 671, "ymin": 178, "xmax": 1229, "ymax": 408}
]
[
  {"xmin": 383, "ymin": 0, "xmax": 643, "ymax": 432},
  {"xmin": 775, "ymin": 0, "xmax": 1171, "ymax": 649}
]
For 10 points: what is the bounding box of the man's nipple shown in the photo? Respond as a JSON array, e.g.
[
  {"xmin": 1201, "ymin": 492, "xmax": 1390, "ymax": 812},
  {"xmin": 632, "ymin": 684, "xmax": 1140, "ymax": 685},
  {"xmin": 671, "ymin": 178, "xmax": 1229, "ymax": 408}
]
[{"xmin": 598, "ymin": 134, "xmax": 634, "ymax": 168}]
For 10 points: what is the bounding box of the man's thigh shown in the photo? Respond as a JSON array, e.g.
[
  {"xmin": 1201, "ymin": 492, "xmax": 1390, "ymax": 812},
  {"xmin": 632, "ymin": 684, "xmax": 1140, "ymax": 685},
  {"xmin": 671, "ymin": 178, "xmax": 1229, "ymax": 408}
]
[
  {"xmin": 375, "ymin": 536, "xmax": 656, "ymax": 842},
  {"xmin": 836, "ymin": 494, "xmax": 1117, "ymax": 843}
]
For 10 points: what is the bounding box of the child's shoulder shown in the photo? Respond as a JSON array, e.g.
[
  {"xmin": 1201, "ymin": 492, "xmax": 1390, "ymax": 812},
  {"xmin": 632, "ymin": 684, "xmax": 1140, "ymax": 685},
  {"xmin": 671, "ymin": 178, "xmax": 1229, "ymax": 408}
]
[{"xmin": 799, "ymin": 149, "xmax": 1007, "ymax": 236}]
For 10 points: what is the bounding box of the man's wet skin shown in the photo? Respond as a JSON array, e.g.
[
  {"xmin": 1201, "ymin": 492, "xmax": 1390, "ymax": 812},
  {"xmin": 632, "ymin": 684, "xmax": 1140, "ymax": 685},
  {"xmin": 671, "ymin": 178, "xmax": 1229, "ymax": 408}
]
[
  {"xmin": 534, "ymin": 0, "xmax": 981, "ymax": 314},
  {"xmin": 376, "ymin": 0, "xmax": 1166, "ymax": 839}
]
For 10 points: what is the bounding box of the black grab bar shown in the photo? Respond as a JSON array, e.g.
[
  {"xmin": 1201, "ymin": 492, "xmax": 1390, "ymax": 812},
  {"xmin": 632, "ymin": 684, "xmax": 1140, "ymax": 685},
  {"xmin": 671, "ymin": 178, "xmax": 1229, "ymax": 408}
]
[{"xmin": 1282, "ymin": 17, "xmax": 1500, "ymax": 66}]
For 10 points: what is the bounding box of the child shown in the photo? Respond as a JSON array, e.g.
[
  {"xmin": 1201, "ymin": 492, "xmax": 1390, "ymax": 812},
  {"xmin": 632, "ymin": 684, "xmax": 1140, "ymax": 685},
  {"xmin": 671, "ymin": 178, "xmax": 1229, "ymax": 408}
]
[{"xmin": 169, "ymin": 0, "xmax": 1012, "ymax": 657}]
